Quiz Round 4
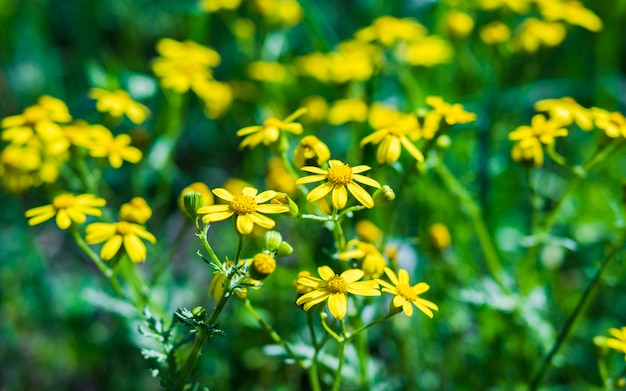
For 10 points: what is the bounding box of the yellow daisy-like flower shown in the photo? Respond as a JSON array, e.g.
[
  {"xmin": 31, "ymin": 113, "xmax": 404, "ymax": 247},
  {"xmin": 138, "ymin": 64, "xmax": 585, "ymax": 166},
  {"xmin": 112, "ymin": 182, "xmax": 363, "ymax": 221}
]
[
  {"xmin": 360, "ymin": 115, "xmax": 424, "ymax": 164},
  {"xmin": 338, "ymin": 240, "xmax": 387, "ymax": 279},
  {"xmin": 377, "ymin": 267, "xmax": 438, "ymax": 318},
  {"xmin": 509, "ymin": 114, "xmax": 569, "ymax": 145},
  {"xmin": 534, "ymin": 97, "xmax": 593, "ymax": 130},
  {"xmin": 296, "ymin": 160, "xmax": 381, "ymax": 209},
  {"xmin": 119, "ymin": 197, "xmax": 152, "ymax": 224},
  {"xmin": 591, "ymin": 108, "xmax": 626, "ymax": 138},
  {"xmin": 88, "ymin": 88, "xmax": 151, "ymax": 124},
  {"xmin": 25, "ymin": 193, "xmax": 106, "ymax": 230},
  {"xmin": 236, "ymin": 108, "xmax": 306, "ymax": 149},
  {"xmin": 293, "ymin": 135, "xmax": 331, "ymax": 168},
  {"xmin": 88, "ymin": 132, "xmax": 142, "ymax": 168},
  {"xmin": 295, "ymin": 266, "xmax": 380, "ymax": 320},
  {"xmin": 197, "ymin": 186, "xmax": 289, "ymax": 235},
  {"xmin": 85, "ymin": 221, "xmax": 156, "ymax": 263},
  {"xmin": 605, "ymin": 327, "xmax": 626, "ymax": 357},
  {"xmin": 425, "ymin": 96, "xmax": 476, "ymax": 125}
]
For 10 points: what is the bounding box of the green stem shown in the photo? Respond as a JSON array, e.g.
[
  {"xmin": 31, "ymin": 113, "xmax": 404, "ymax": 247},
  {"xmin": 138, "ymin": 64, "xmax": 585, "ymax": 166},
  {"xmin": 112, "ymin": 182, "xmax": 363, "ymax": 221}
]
[
  {"xmin": 433, "ymin": 156, "xmax": 508, "ymax": 291},
  {"xmin": 306, "ymin": 311, "xmax": 323, "ymax": 391},
  {"xmin": 529, "ymin": 241, "xmax": 624, "ymax": 391},
  {"xmin": 70, "ymin": 225, "xmax": 124, "ymax": 297},
  {"xmin": 234, "ymin": 233, "xmax": 244, "ymax": 262},
  {"xmin": 150, "ymin": 219, "xmax": 191, "ymax": 286},
  {"xmin": 331, "ymin": 208, "xmax": 346, "ymax": 253},
  {"xmin": 195, "ymin": 218, "xmax": 223, "ymax": 269},
  {"xmin": 175, "ymin": 327, "xmax": 209, "ymax": 391},
  {"xmin": 332, "ymin": 326, "xmax": 347, "ymax": 391},
  {"xmin": 244, "ymin": 299, "xmax": 306, "ymax": 368},
  {"xmin": 347, "ymin": 308, "xmax": 402, "ymax": 339},
  {"xmin": 300, "ymin": 214, "xmax": 332, "ymax": 222}
]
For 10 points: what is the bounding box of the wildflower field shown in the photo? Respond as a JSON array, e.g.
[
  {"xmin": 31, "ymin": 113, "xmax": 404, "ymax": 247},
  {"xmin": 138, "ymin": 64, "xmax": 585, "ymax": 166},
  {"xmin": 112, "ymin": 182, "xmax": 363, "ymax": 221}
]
[{"xmin": 2, "ymin": 0, "xmax": 626, "ymax": 390}]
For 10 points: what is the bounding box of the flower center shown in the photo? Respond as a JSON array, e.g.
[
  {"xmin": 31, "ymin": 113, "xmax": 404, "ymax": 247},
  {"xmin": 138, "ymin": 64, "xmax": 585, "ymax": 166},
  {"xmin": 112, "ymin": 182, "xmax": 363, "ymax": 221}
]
[
  {"xmin": 325, "ymin": 275, "xmax": 347, "ymax": 294},
  {"xmin": 263, "ymin": 118, "xmax": 282, "ymax": 128},
  {"xmin": 53, "ymin": 194, "xmax": 76, "ymax": 210},
  {"xmin": 327, "ymin": 164, "xmax": 353, "ymax": 185},
  {"xmin": 230, "ymin": 195, "xmax": 257, "ymax": 215},
  {"xmin": 396, "ymin": 283, "xmax": 417, "ymax": 302},
  {"xmin": 116, "ymin": 221, "xmax": 133, "ymax": 236},
  {"xmin": 252, "ymin": 253, "xmax": 276, "ymax": 275}
]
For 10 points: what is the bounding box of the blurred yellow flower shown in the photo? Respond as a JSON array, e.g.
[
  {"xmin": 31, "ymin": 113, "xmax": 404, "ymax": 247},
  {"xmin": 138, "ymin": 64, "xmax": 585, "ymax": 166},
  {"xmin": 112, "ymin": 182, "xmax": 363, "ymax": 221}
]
[
  {"xmin": 605, "ymin": 327, "xmax": 626, "ymax": 356},
  {"xmin": 377, "ymin": 267, "xmax": 439, "ymax": 318},
  {"xmin": 511, "ymin": 137, "xmax": 544, "ymax": 167},
  {"xmin": 2, "ymin": 95, "xmax": 72, "ymax": 137},
  {"xmin": 355, "ymin": 16, "xmax": 427, "ymax": 46},
  {"xmin": 399, "ymin": 36, "xmax": 454, "ymax": 67},
  {"xmin": 539, "ymin": 0, "xmax": 602, "ymax": 32},
  {"xmin": 355, "ymin": 219, "xmax": 383, "ymax": 244},
  {"xmin": 247, "ymin": 61, "xmax": 289, "ymax": 83},
  {"xmin": 88, "ymin": 88, "xmax": 150, "ymax": 124},
  {"xmin": 534, "ymin": 97, "xmax": 593, "ymax": 130},
  {"xmin": 479, "ymin": 21, "xmax": 511, "ymax": 45},
  {"xmin": 293, "ymin": 270, "xmax": 314, "ymax": 295},
  {"xmin": 119, "ymin": 197, "xmax": 152, "ymax": 224},
  {"xmin": 86, "ymin": 221, "xmax": 156, "ymax": 263},
  {"xmin": 0, "ymin": 144, "xmax": 42, "ymax": 192},
  {"xmin": 479, "ymin": 0, "xmax": 530, "ymax": 13},
  {"xmin": 296, "ymin": 266, "xmax": 380, "ymax": 320},
  {"xmin": 415, "ymin": 110, "xmax": 443, "ymax": 140},
  {"xmin": 237, "ymin": 108, "xmax": 306, "ymax": 149},
  {"xmin": 296, "ymin": 160, "xmax": 381, "ymax": 209},
  {"xmin": 200, "ymin": 0, "xmax": 242, "ymax": 12},
  {"xmin": 327, "ymin": 99, "xmax": 368, "ymax": 125},
  {"xmin": 88, "ymin": 132, "xmax": 142, "ymax": 168},
  {"xmin": 445, "ymin": 11, "xmax": 475, "ymax": 38},
  {"xmin": 297, "ymin": 41, "xmax": 379, "ymax": 84},
  {"xmin": 293, "ymin": 136, "xmax": 331, "ymax": 168},
  {"xmin": 25, "ymin": 193, "xmax": 106, "ymax": 230},
  {"xmin": 265, "ymin": 157, "xmax": 298, "ymax": 197},
  {"xmin": 509, "ymin": 114, "xmax": 568, "ymax": 167},
  {"xmin": 300, "ymin": 96, "xmax": 328, "ymax": 123},
  {"xmin": 254, "ymin": 0, "xmax": 302, "ymax": 26},
  {"xmin": 591, "ymin": 108, "xmax": 626, "ymax": 138},
  {"xmin": 198, "ymin": 186, "xmax": 289, "ymax": 235},
  {"xmin": 426, "ymin": 96, "xmax": 476, "ymax": 125},
  {"xmin": 339, "ymin": 240, "xmax": 387, "ymax": 278},
  {"xmin": 429, "ymin": 223, "xmax": 451, "ymax": 249},
  {"xmin": 361, "ymin": 113, "xmax": 424, "ymax": 164},
  {"xmin": 195, "ymin": 80, "xmax": 233, "ymax": 119},
  {"xmin": 513, "ymin": 18, "xmax": 566, "ymax": 53}
]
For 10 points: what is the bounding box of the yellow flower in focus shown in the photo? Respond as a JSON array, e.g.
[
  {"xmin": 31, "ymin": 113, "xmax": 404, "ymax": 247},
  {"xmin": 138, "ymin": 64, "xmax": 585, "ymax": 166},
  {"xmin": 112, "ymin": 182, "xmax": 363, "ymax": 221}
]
[
  {"xmin": 25, "ymin": 193, "xmax": 106, "ymax": 230},
  {"xmin": 178, "ymin": 182, "xmax": 215, "ymax": 214},
  {"xmin": 534, "ymin": 97, "xmax": 593, "ymax": 130},
  {"xmin": 539, "ymin": 0, "xmax": 603, "ymax": 32},
  {"xmin": 198, "ymin": 186, "xmax": 289, "ymax": 235},
  {"xmin": 119, "ymin": 197, "xmax": 152, "ymax": 224},
  {"xmin": 237, "ymin": 108, "xmax": 306, "ymax": 149},
  {"xmin": 513, "ymin": 18, "xmax": 566, "ymax": 53},
  {"xmin": 339, "ymin": 240, "xmax": 387, "ymax": 279},
  {"xmin": 605, "ymin": 327, "xmax": 626, "ymax": 356},
  {"xmin": 327, "ymin": 99, "xmax": 368, "ymax": 125},
  {"xmin": 88, "ymin": 132, "xmax": 142, "ymax": 168},
  {"xmin": 479, "ymin": 21, "xmax": 511, "ymax": 45},
  {"xmin": 399, "ymin": 37, "xmax": 454, "ymax": 67},
  {"xmin": 591, "ymin": 108, "xmax": 626, "ymax": 138},
  {"xmin": 378, "ymin": 267, "xmax": 439, "ymax": 318},
  {"xmin": 293, "ymin": 136, "xmax": 331, "ymax": 168},
  {"xmin": 426, "ymin": 96, "xmax": 476, "ymax": 125},
  {"xmin": 88, "ymin": 88, "xmax": 151, "ymax": 124},
  {"xmin": 355, "ymin": 220, "xmax": 383, "ymax": 244},
  {"xmin": 361, "ymin": 113, "xmax": 424, "ymax": 164},
  {"xmin": 445, "ymin": 11, "xmax": 475, "ymax": 38},
  {"xmin": 429, "ymin": 223, "xmax": 451, "ymax": 250},
  {"xmin": 355, "ymin": 16, "xmax": 427, "ymax": 46},
  {"xmin": 295, "ymin": 266, "xmax": 380, "ymax": 320},
  {"xmin": 247, "ymin": 61, "xmax": 289, "ymax": 83},
  {"xmin": 86, "ymin": 221, "xmax": 156, "ymax": 263},
  {"xmin": 200, "ymin": 0, "xmax": 242, "ymax": 12},
  {"xmin": 296, "ymin": 160, "xmax": 381, "ymax": 209},
  {"xmin": 265, "ymin": 157, "xmax": 298, "ymax": 197}
]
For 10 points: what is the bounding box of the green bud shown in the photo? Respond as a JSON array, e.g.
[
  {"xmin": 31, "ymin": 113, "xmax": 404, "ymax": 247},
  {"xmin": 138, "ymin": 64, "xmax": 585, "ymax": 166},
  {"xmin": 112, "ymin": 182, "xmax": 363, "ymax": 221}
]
[
  {"xmin": 264, "ymin": 230, "xmax": 283, "ymax": 252},
  {"xmin": 191, "ymin": 306, "xmax": 206, "ymax": 320},
  {"xmin": 272, "ymin": 192, "xmax": 299, "ymax": 217},
  {"xmin": 183, "ymin": 191, "xmax": 204, "ymax": 218},
  {"xmin": 277, "ymin": 241, "xmax": 293, "ymax": 257},
  {"xmin": 372, "ymin": 185, "xmax": 395, "ymax": 206},
  {"xmin": 436, "ymin": 134, "xmax": 451, "ymax": 150}
]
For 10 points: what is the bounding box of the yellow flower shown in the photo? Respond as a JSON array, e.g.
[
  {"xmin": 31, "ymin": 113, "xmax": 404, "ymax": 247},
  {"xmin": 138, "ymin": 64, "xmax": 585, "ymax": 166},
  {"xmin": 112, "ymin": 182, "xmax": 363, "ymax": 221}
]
[
  {"xmin": 295, "ymin": 266, "xmax": 380, "ymax": 320},
  {"xmin": 605, "ymin": 327, "xmax": 626, "ymax": 356},
  {"xmin": 327, "ymin": 99, "xmax": 368, "ymax": 125},
  {"xmin": 2, "ymin": 95, "xmax": 72, "ymax": 137},
  {"xmin": 293, "ymin": 136, "xmax": 331, "ymax": 168},
  {"xmin": 119, "ymin": 197, "xmax": 152, "ymax": 224},
  {"xmin": 534, "ymin": 97, "xmax": 593, "ymax": 130},
  {"xmin": 178, "ymin": 182, "xmax": 215, "ymax": 214},
  {"xmin": 300, "ymin": 96, "xmax": 328, "ymax": 123},
  {"xmin": 88, "ymin": 132, "xmax": 142, "ymax": 168},
  {"xmin": 195, "ymin": 80, "xmax": 233, "ymax": 119},
  {"xmin": 425, "ymin": 96, "xmax": 476, "ymax": 125},
  {"xmin": 236, "ymin": 108, "xmax": 306, "ymax": 149},
  {"xmin": 360, "ymin": 114, "xmax": 424, "ymax": 164},
  {"xmin": 539, "ymin": 1, "xmax": 602, "ymax": 32},
  {"xmin": 479, "ymin": 0, "xmax": 530, "ymax": 13},
  {"xmin": 511, "ymin": 137, "xmax": 545, "ymax": 167},
  {"xmin": 591, "ymin": 108, "xmax": 626, "ymax": 138},
  {"xmin": 86, "ymin": 221, "xmax": 156, "ymax": 263},
  {"xmin": 355, "ymin": 220, "xmax": 383, "ymax": 243},
  {"xmin": 247, "ymin": 61, "xmax": 289, "ymax": 83},
  {"xmin": 25, "ymin": 193, "xmax": 106, "ymax": 230},
  {"xmin": 355, "ymin": 16, "xmax": 427, "ymax": 46},
  {"xmin": 399, "ymin": 36, "xmax": 454, "ymax": 67},
  {"xmin": 339, "ymin": 240, "xmax": 387, "ymax": 279},
  {"xmin": 445, "ymin": 11, "xmax": 474, "ymax": 38},
  {"xmin": 479, "ymin": 21, "xmax": 511, "ymax": 45},
  {"xmin": 200, "ymin": 0, "xmax": 242, "ymax": 12},
  {"xmin": 509, "ymin": 114, "xmax": 569, "ymax": 145},
  {"xmin": 415, "ymin": 110, "xmax": 443, "ymax": 140},
  {"xmin": 429, "ymin": 223, "xmax": 451, "ymax": 250},
  {"xmin": 294, "ymin": 270, "xmax": 314, "ymax": 295},
  {"xmin": 88, "ymin": 88, "xmax": 151, "ymax": 124},
  {"xmin": 513, "ymin": 18, "xmax": 566, "ymax": 53},
  {"xmin": 296, "ymin": 159, "xmax": 381, "ymax": 209},
  {"xmin": 377, "ymin": 267, "xmax": 438, "ymax": 318},
  {"xmin": 254, "ymin": 0, "xmax": 302, "ymax": 26},
  {"xmin": 198, "ymin": 186, "xmax": 289, "ymax": 235}
]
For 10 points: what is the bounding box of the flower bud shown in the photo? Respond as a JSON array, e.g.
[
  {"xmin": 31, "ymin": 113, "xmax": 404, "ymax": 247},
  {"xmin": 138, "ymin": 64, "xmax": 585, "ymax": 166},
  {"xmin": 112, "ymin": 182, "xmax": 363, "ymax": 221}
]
[
  {"xmin": 183, "ymin": 191, "xmax": 204, "ymax": 218},
  {"xmin": 272, "ymin": 192, "xmax": 299, "ymax": 217},
  {"xmin": 277, "ymin": 241, "xmax": 293, "ymax": 257},
  {"xmin": 191, "ymin": 306, "xmax": 206, "ymax": 320},
  {"xmin": 249, "ymin": 253, "xmax": 276, "ymax": 280},
  {"xmin": 373, "ymin": 185, "xmax": 395, "ymax": 205},
  {"xmin": 264, "ymin": 230, "xmax": 283, "ymax": 251},
  {"xmin": 436, "ymin": 134, "xmax": 451, "ymax": 150}
]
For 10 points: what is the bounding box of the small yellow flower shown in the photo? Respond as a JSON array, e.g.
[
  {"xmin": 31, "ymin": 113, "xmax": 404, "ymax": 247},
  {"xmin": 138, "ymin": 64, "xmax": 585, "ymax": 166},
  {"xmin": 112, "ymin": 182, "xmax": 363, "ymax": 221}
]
[
  {"xmin": 247, "ymin": 61, "xmax": 289, "ymax": 83},
  {"xmin": 265, "ymin": 158, "xmax": 298, "ymax": 197},
  {"xmin": 429, "ymin": 223, "xmax": 451, "ymax": 250},
  {"xmin": 355, "ymin": 220, "xmax": 383, "ymax": 244},
  {"xmin": 605, "ymin": 327, "xmax": 626, "ymax": 357},
  {"xmin": 25, "ymin": 193, "xmax": 106, "ymax": 230},
  {"xmin": 119, "ymin": 197, "xmax": 152, "ymax": 224},
  {"xmin": 236, "ymin": 108, "xmax": 306, "ymax": 149},
  {"xmin": 378, "ymin": 267, "xmax": 439, "ymax": 318},
  {"xmin": 249, "ymin": 252, "xmax": 276, "ymax": 280},
  {"xmin": 296, "ymin": 159, "xmax": 381, "ymax": 209},
  {"xmin": 296, "ymin": 266, "xmax": 380, "ymax": 320},
  {"xmin": 511, "ymin": 137, "xmax": 545, "ymax": 167},
  {"xmin": 88, "ymin": 88, "xmax": 151, "ymax": 124},
  {"xmin": 591, "ymin": 108, "xmax": 626, "ymax": 138},
  {"xmin": 425, "ymin": 96, "xmax": 476, "ymax": 125},
  {"xmin": 294, "ymin": 270, "xmax": 314, "ymax": 295},
  {"xmin": 360, "ymin": 114, "xmax": 424, "ymax": 164},
  {"xmin": 479, "ymin": 21, "xmax": 511, "ymax": 45},
  {"xmin": 445, "ymin": 11, "xmax": 474, "ymax": 38},
  {"xmin": 509, "ymin": 114, "xmax": 569, "ymax": 145},
  {"xmin": 327, "ymin": 99, "xmax": 368, "ymax": 125},
  {"xmin": 399, "ymin": 37, "xmax": 454, "ymax": 67},
  {"xmin": 300, "ymin": 96, "xmax": 328, "ymax": 123},
  {"xmin": 195, "ymin": 80, "xmax": 233, "ymax": 119},
  {"xmin": 198, "ymin": 186, "xmax": 289, "ymax": 235},
  {"xmin": 200, "ymin": 0, "xmax": 242, "ymax": 12},
  {"xmin": 85, "ymin": 221, "xmax": 156, "ymax": 263},
  {"xmin": 254, "ymin": 0, "xmax": 302, "ymax": 26},
  {"xmin": 513, "ymin": 18, "xmax": 566, "ymax": 53},
  {"xmin": 539, "ymin": 1, "xmax": 602, "ymax": 32},
  {"xmin": 339, "ymin": 240, "xmax": 387, "ymax": 279},
  {"xmin": 534, "ymin": 97, "xmax": 593, "ymax": 130},
  {"xmin": 88, "ymin": 132, "xmax": 142, "ymax": 168},
  {"xmin": 293, "ymin": 136, "xmax": 331, "ymax": 168},
  {"xmin": 355, "ymin": 16, "xmax": 427, "ymax": 46}
]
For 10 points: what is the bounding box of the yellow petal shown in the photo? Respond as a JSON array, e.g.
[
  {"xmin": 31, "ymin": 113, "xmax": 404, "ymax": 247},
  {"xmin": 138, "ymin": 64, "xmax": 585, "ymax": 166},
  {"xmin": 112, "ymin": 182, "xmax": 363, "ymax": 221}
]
[
  {"xmin": 306, "ymin": 182, "xmax": 334, "ymax": 203},
  {"xmin": 101, "ymin": 235, "xmax": 123, "ymax": 261},
  {"xmin": 346, "ymin": 182, "xmax": 374, "ymax": 208},
  {"xmin": 327, "ymin": 293, "xmax": 348, "ymax": 320},
  {"xmin": 403, "ymin": 302, "xmax": 414, "ymax": 317},
  {"xmin": 296, "ymin": 174, "xmax": 327, "ymax": 184},
  {"xmin": 249, "ymin": 212, "xmax": 276, "ymax": 229},
  {"xmin": 212, "ymin": 188, "xmax": 234, "ymax": 202},
  {"xmin": 340, "ymin": 269, "xmax": 364, "ymax": 283},
  {"xmin": 331, "ymin": 185, "xmax": 348, "ymax": 209},
  {"xmin": 236, "ymin": 214, "xmax": 255, "ymax": 234},
  {"xmin": 254, "ymin": 190, "xmax": 277, "ymax": 203},
  {"xmin": 352, "ymin": 174, "xmax": 381, "ymax": 188},
  {"xmin": 201, "ymin": 210, "xmax": 235, "ymax": 223},
  {"xmin": 56, "ymin": 210, "xmax": 72, "ymax": 230},
  {"xmin": 318, "ymin": 266, "xmax": 335, "ymax": 281},
  {"xmin": 124, "ymin": 234, "xmax": 147, "ymax": 262}
]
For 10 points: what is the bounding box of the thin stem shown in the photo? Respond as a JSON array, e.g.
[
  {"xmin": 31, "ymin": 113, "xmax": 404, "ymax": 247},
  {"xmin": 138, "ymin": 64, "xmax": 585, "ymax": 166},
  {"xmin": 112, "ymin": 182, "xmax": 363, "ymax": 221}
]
[
  {"xmin": 300, "ymin": 214, "xmax": 332, "ymax": 222},
  {"xmin": 150, "ymin": 218, "xmax": 191, "ymax": 286},
  {"xmin": 306, "ymin": 311, "xmax": 323, "ymax": 391},
  {"xmin": 234, "ymin": 233, "xmax": 244, "ymax": 262},
  {"xmin": 244, "ymin": 299, "xmax": 306, "ymax": 368},
  {"xmin": 346, "ymin": 308, "xmax": 402, "ymax": 340},
  {"xmin": 195, "ymin": 218, "xmax": 223, "ymax": 268},
  {"xmin": 175, "ymin": 327, "xmax": 209, "ymax": 391},
  {"xmin": 331, "ymin": 208, "xmax": 346, "ymax": 253},
  {"xmin": 529, "ymin": 241, "xmax": 624, "ymax": 391},
  {"xmin": 332, "ymin": 321, "xmax": 347, "ymax": 391}
]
